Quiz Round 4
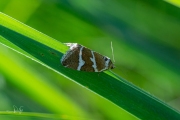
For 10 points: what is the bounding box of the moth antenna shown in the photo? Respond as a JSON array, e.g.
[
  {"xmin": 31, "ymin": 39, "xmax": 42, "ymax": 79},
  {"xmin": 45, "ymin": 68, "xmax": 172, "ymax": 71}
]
[{"xmin": 111, "ymin": 41, "xmax": 115, "ymax": 63}]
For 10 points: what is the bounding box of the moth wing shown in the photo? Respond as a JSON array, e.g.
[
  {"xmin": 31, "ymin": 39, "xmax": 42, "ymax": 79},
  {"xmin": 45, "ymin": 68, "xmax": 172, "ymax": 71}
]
[{"xmin": 61, "ymin": 46, "xmax": 80, "ymax": 70}]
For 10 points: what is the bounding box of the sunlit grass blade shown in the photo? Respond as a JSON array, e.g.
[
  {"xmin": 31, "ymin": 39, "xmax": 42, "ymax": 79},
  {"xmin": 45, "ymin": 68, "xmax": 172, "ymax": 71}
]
[
  {"xmin": 0, "ymin": 112, "xmax": 89, "ymax": 120},
  {"xmin": 0, "ymin": 12, "xmax": 180, "ymax": 120}
]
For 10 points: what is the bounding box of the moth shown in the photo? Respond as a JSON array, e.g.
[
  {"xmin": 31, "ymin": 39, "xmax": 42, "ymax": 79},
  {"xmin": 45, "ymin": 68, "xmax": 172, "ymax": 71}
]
[{"xmin": 61, "ymin": 43, "xmax": 115, "ymax": 72}]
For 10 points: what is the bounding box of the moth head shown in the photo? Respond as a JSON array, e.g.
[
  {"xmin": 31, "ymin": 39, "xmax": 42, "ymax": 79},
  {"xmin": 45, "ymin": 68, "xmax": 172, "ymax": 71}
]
[
  {"xmin": 108, "ymin": 60, "xmax": 115, "ymax": 70},
  {"xmin": 110, "ymin": 64, "xmax": 115, "ymax": 69}
]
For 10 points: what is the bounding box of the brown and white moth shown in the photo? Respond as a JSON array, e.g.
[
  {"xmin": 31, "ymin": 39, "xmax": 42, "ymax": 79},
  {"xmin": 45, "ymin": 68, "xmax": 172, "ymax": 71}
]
[{"xmin": 61, "ymin": 43, "xmax": 115, "ymax": 72}]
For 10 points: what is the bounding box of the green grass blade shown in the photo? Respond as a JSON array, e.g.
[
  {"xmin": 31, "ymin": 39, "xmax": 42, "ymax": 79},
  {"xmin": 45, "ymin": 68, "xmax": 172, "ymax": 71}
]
[
  {"xmin": 0, "ymin": 12, "xmax": 180, "ymax": 120},
  {"xmin": 0, "ymin": 111, "xmax": 88, "ymax": 120}
]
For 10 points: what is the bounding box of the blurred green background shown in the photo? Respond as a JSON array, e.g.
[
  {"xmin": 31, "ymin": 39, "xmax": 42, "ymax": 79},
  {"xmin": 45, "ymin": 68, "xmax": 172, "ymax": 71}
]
[{"xmin": 0, "ymin": 0, "xmax": 180, "ymax": 120}]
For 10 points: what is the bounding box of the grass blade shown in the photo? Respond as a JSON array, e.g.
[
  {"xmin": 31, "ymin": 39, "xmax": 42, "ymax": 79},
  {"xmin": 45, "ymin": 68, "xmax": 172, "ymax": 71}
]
[{"xmin": 0, "ymin": 12, "xmax": 180, "ymax": 120}]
